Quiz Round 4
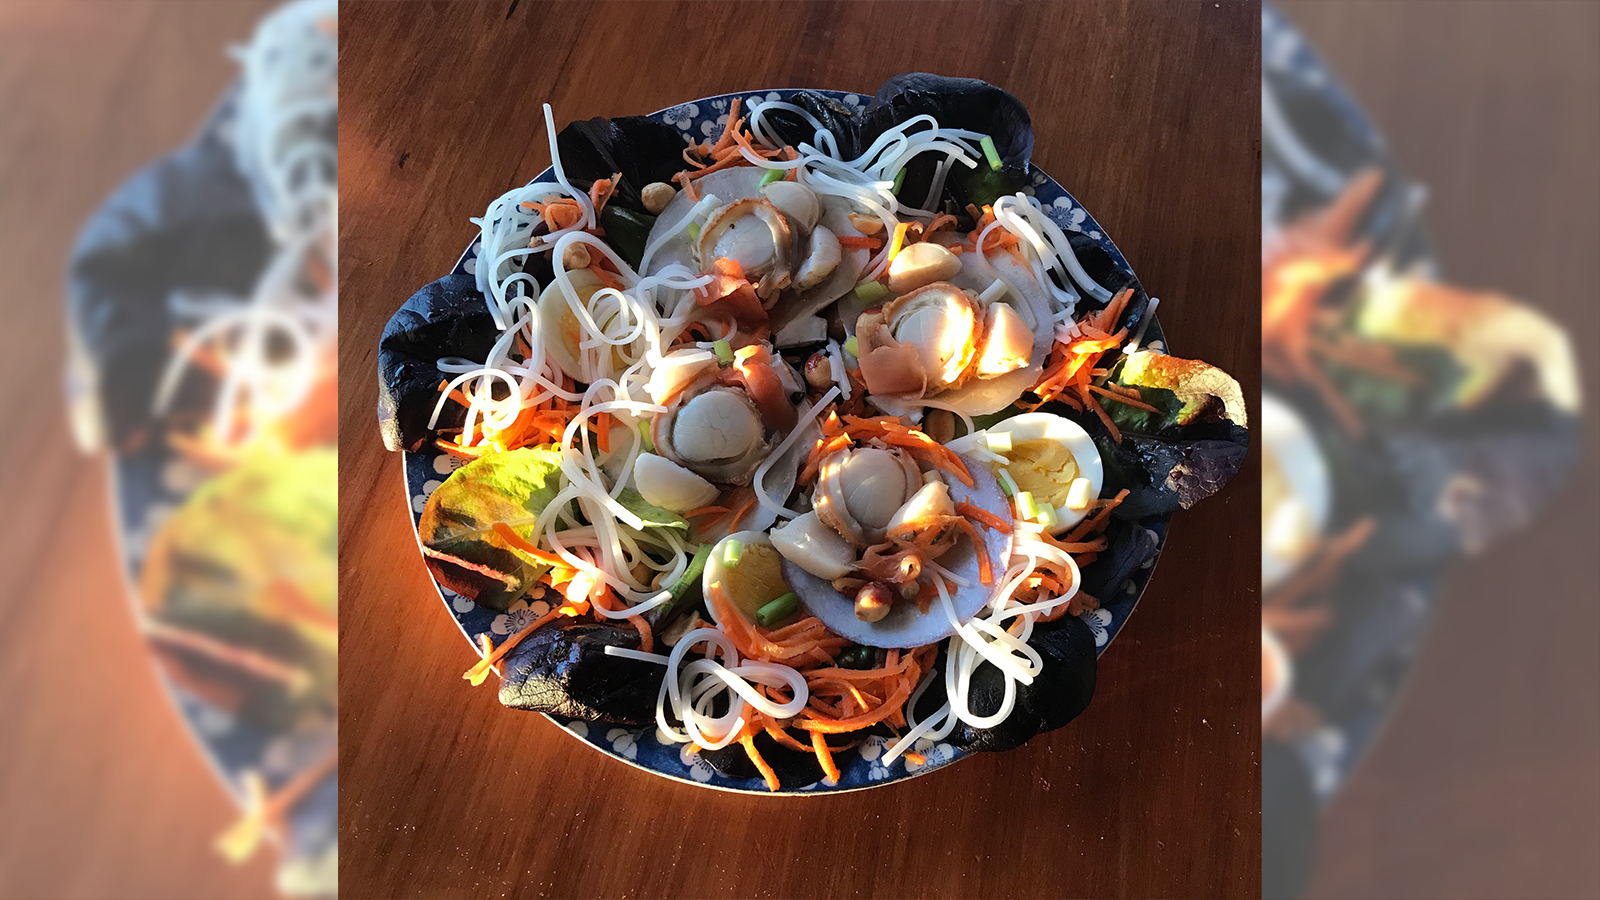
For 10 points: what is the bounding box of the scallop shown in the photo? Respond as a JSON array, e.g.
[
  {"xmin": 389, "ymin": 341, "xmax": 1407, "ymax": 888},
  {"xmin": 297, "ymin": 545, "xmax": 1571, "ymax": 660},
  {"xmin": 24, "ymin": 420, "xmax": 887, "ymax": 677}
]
[
  {"xmin": 883, "ymin": 282, "xmax": 981, "ymax": 394},
  {"xmin": 673, "ymin": 389, "xmax": 762, "ymax": 463},
  {"xmin": 632, "ymin": 452, "xmax": 719, "ymax": 513},
  {"xmin": 793, "ymin": 225, "xmax": 841, "ymax": 290},
  {"xmin": 769, "ymin": 511, "xmax": 856, "ymax": 581},
  {"xmin": 884, "ymin": 480, "xmax": 956, "ymax": 536},
  {"xmin": 652, "ymin": 385, "xmax": 772, "ymax": 486},
  {"xmin": 696, "ymin": 197, "xmax": 793, "ymax": 299},
  {"xmin": 813, "ymin": 446, "xmax": 923, "ymax": 546},
  {"xmin": 886, "ymin": 241, "xmax": 962, "ymax": 293},
  {"xmin": 761, "ymin": 180, "xmax": 819, "ymax": 232},
  {"xmin": 973, "ymin": 300, "xmax": 1034, "ymax": 377}
]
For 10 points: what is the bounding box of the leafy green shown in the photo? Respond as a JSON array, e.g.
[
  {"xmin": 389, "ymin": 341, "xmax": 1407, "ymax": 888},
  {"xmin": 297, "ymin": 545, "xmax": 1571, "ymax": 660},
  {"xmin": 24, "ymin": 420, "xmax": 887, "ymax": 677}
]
[
  {"xmin": 600, "ymin": 205, "xmax": 655, "ymax": 270},
  {"xmin": 417, "ymin": 447, "xmax": 565, "ymax": 612},
  {"xmin": 1099, "ymin": 382, "xmax": 1185, "ymax": 436},
  {"xmin": 1108, "ymin": 351, "xmax": 1248, "ymax": 434},
  {"xmin": 616, "ymin": 488, "xmax": 689, "ymax": 531}
]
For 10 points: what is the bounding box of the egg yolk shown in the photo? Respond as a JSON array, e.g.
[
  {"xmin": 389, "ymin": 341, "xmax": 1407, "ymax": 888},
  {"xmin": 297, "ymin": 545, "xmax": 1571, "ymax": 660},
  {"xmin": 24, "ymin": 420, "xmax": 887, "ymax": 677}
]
[
  {"xmin": 1261, "ymin": 446, "xmax": 1313, "ymax": 560},
  {"xmin": 558, "ymin": 284, "xmax": 625, "ymax": 367},
  {"xmin": 1008, "ymin": 438, "xmax": 1081, "ymax": 509},
  {"xmin": 722, "ymin": 544, "xmax": 788, "ymax": 619}
]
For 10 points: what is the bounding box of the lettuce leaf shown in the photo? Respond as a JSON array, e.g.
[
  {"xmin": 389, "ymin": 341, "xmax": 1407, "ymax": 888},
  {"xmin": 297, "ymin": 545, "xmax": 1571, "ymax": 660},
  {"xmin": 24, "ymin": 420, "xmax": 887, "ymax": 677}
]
[{"xmin": 417, "ymin": 447, "xmax": 565, "ymax": 612}]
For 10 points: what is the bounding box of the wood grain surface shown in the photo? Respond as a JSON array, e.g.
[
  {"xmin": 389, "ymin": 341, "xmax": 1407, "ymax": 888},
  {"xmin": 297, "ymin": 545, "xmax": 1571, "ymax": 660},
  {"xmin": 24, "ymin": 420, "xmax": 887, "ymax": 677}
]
[
  {"xmin": 0, "ymin": 3, "xmax": 283, "ymax": 899},
  {"xmin": 336, "ymin": 2, "xmax": 1261, "ymax": 899},
  {"xmin": 1275, "ymin": 4, "xmax": 1600, "ymax": 899}
]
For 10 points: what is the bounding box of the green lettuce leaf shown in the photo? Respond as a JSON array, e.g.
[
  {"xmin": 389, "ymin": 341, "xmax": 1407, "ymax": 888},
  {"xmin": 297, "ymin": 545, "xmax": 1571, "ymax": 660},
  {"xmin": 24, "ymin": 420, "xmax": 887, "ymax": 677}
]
[
  {"xmin": 616, "ymin": 489, "xmax": 689, "ymax": 531},
  {"xmin": 418, "ymin": 447, "xmax": 565, "ymax": 612}
]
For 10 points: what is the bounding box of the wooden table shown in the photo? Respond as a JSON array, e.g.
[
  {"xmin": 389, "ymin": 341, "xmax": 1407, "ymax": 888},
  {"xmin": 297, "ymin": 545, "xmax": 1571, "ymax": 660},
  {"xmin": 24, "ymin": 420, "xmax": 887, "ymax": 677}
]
[
  {"xmin": 1276, "ymin": 4, "xmax": 1600, "ymax": 899},
  {"xmin": 337, "ymin": 2, "xmax": 1261, "ymax": 898},
  {"xmin": 0, "ymin": 3, "xmax": 284, "ymax": 898}
]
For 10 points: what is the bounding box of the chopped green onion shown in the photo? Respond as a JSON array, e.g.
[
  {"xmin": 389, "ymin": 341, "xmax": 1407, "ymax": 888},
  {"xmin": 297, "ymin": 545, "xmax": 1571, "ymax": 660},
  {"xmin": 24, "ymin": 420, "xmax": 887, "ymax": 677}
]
[
  {"xmin": 639, "ymin": 421, "xmax": 654, "ymax": 452},
  {"xmin": 722, "ymin": 539, "xmax": 744, "ymax": 568},
  {"xmin": 997, "ymin": 468, "xmax": 1019, "ymax": 497},
  {"xmin": 842, "ymin": 336, "xmax": 859, "ymax": 359},
  {"xmin": 853, "ymin": 280, "xmax": 888, "ymax": 304},
  {"xmin": 756, "ymin": 591, "xmax": 799, "ymax": 626},
  {"xmin": 713, "ymin": 339, "xmax": 734, "ymax": 365},
  {"xmin": 1034, "ymin": 505, "xmax": 1057, "ymax": 529},
  {"xmin": 892, "ymin": 168, "xmax": 906, "ymax": 194},
  {"xmin": 985, "ymin": 431, "xmax": 1013, "ymax": 453},
  {"xmin": 686, "ymin": 222, "xmax": 701, "ymax": 241},
  {"xmin": 1016, "ymin": 491, "xmax": 1038, "ymax": 520},
  {"xmin": 980, "ymin": 135, "xmax": 1002, "ymax": 172},
  {"xmin": 760, "ymin": 167, "xmax": 785, "ymax": 186}
]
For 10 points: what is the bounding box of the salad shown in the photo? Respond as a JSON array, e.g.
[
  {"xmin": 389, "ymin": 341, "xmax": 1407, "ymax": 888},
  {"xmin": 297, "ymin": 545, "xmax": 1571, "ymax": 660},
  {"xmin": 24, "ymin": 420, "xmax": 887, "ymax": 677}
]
[
  {"xmin": 380, "ymin": 74, "xmax": 1247, "ymax": 790},
  {"xmin": 67, "ymin": 0, "xmax": 337, "ymax": 892}
]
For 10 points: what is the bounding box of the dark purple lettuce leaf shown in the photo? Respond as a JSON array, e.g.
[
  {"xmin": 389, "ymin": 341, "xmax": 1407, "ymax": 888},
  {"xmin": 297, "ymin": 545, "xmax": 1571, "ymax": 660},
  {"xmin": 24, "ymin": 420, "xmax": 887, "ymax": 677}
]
[
  {"xmin": 911, "ymin": 614, "xmax": 1097, "ymax": 753},
  {"xmin": 556, "ymin": 115, "xmax": 692, "ymax": 216},
  {"xmin": 498, "ymin": 623, "xmax": 662, "ymax": 724},
  {"xmin": 755, "ymin": 90, "xmax": 867, "ymax": 161},
  {"xmin": 1079, "ymin": 518, "xmax": 1161, "ymax": 601},
  {"xmin": 863, "ymin": 73, "xmax": 1034, "ymax": 210},
  {"xmin": 68, "ymin": 86, "xmax": 272, "ymax": 448},
  {"xmin": 1096, "ymin": 421, "xmax": 1252, "ymax": 520},
  {"xmin": 700, "ymin": 730, "xmax": 829, "ymax": 786},
  {"xmin": 376, "ymin": 273, "xmax": 502, "ymax": 452}
]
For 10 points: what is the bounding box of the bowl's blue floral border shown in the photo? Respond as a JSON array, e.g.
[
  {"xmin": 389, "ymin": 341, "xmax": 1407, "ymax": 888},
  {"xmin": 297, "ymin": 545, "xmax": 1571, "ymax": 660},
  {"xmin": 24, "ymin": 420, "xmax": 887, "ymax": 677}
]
[{"xmin": 403, "ymin": 88, "xmax": 1170, "ymax": 794}]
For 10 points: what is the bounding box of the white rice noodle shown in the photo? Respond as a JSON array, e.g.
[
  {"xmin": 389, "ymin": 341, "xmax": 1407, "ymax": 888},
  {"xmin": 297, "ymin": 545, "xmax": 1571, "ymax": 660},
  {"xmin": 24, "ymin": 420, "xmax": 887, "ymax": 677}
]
[
  {"xmin": 656, "ymin": 627, "xmax": 810, "ymax": 751},
  {"xmin": 752, "ymin": 386, "xmax": 840, "ymax": 520},
  {"xmin": 992, "ymin": 192, "xmax": 1111, "ymax": 303},
  {"xmin": 1124, "ymin": 296, "xmax": 1160, "ymax": 354},
  {"xmin": 824, "ymin": 339, "xmax": 851, "ymax": 400}
]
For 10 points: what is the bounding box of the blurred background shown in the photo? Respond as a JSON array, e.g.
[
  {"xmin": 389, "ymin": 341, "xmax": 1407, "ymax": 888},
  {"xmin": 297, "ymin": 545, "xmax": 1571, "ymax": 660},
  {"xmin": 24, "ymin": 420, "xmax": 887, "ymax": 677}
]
[
  {"xmin": 1262, "ymin": 2, "xmax": 1597, "ymax": 898},
  {"xmin": 1, "ymin": 2, "xmax": 335, "ymax": 898}
]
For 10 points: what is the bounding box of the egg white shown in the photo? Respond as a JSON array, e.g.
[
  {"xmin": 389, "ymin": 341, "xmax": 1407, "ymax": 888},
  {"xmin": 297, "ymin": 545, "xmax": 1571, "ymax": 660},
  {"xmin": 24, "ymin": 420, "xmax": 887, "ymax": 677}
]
[
  {"xmin": 984, "ymin": 412, "xmax": 1105, "ymax": 533},
  {"xmin": 1260, "ymin": 393, "xmax": 1331, "ymax": 591}
]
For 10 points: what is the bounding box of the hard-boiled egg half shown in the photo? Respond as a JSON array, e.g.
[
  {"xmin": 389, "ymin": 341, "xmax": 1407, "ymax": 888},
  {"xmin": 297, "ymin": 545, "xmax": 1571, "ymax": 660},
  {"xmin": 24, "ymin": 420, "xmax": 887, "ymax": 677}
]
[
  {"xmin": 702, "ymin": 531, "xmax": 794, "ymax": 624},
  {"xmin": 538, "ymin": 268, "xmax": 641, "ymax": 382},
  {"xmin": 1260, "ymin": 392, "xmax": 1330, "ymax": 592},
  {"xmin": 959, "ymin": 412, "xmax": 1104, "ymax": 533}
]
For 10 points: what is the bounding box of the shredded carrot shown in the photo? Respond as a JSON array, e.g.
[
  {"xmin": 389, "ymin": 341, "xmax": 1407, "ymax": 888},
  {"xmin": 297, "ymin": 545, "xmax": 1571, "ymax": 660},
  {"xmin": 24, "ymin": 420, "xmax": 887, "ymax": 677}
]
[
  {"xmin": 738, "ymin": 732, "xmax": 781, "ymax": 792},
  {"xmin": 628, "ymin": 615, "xmax": 654, "ymax": 654},
  {"xmin": 1061, "ymin": 489, "xmax": 1128, "ymax": 543},
  {"xmin": 837, "ymin": 234, "xmax": 883, "ymax": 250},
  {"xmin": 925, "ymin": 213, "xmax": 958, "ymax": 237},
  {"xmin": 885, "ymin": 222, "xmax": 911, "ymax": 263},
  {"xmin": 725, "ymin": 493, "xmax": 759, "ymax": 532},
  {"xmin": 953, "ymin": 518, "xmax": 993, "ymax": 585},
  {"xmin": 903, "ymin": 751, "xmax": 927, "ymax": 765},
  {"xmin": 956, "ymin": 502, "xmax": 1011, "ymax": 533},
  {"xmin": 462, "ymin": 605, "xmax": 571, "ymax": 685},
  {"xmin": 796, "ymin": 679, "xmax": 914, "ymax": 733},
  {"xmin": 1089, "ymin": 382, "xmax": 1161, "ymax": 413},
  {"xmin": 811, "ymin": 730, "xmax": 841, "ymax": 783},
  {"xmin": 587, "ymin": 174, "xmax": 619, "ymax": 215},
  {"xmin": 491, "ymin": 522, "xmax": 574, "ymax": 570},
  {"xmin": 683, "ymin": 505, "xmax": 731, "ymax": 519}
]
